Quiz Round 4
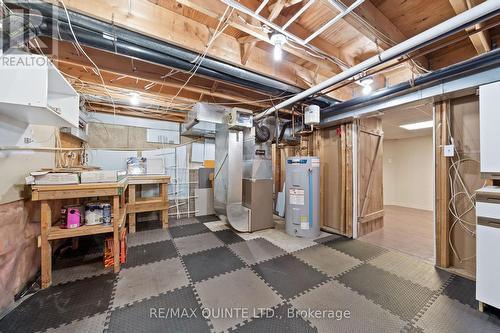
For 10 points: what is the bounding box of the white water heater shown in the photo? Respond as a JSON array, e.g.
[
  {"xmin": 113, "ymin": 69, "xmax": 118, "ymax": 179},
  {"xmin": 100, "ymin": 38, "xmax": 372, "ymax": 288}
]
[{"xmin": 285, "ymin": 156, "xmax": 320, "ymax": 238}]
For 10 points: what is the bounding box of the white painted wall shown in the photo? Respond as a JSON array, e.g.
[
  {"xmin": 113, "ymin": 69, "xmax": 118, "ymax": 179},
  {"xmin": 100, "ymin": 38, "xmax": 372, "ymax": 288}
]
[
  {"xmin": 0, "ymin": 114, "xmax": 56, "ymax": 204},
  {"xmin": 383, "ymin": 135, "xmax": 433, "ymax": 211}
]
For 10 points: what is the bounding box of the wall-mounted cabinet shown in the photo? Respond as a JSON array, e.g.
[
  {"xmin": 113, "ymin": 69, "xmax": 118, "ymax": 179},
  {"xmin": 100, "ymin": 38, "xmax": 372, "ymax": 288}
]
[
  {"xmin": 480, "ymin": 81, "xmax": 500, "ymax": 179},
  {"xmin": 0, "ymin": 52, "xmax": 79, "ymax": 128}
]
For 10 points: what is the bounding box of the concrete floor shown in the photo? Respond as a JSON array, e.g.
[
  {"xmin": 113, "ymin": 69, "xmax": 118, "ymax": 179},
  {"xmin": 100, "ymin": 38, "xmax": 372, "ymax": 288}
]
[{"xmin": 360, "ymin": 205, "xmax": 434, "ymax": 262}]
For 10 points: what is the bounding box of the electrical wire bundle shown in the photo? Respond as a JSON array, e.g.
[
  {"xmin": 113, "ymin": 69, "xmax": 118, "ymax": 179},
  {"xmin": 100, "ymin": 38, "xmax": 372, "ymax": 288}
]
[{"xmin": 447, "ymin": 111, "xmax": 486, "ymax": 263}]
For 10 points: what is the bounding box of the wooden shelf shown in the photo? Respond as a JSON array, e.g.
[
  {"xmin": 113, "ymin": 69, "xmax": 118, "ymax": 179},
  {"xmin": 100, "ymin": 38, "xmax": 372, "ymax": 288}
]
[
  {"xmin": 128, "ymin": 175, "xmax": 170, "ymax": 185},
  {"xmin": 48, "ymin": 208, "xmax": 126, "ymax": 240},
  {"xmin": 127, "ymin": 199, "xmax": 168, "ymax": 214},
  {"xmin": 32, "ymin": 178, "xmax": 128, "ymax": 201}
]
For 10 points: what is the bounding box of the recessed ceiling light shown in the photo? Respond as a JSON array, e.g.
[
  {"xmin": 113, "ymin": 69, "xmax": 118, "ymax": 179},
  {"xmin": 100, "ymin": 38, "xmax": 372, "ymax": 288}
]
[{"xmin": 400, "ymin": 120, "xmax": 433, "ymax": 130}]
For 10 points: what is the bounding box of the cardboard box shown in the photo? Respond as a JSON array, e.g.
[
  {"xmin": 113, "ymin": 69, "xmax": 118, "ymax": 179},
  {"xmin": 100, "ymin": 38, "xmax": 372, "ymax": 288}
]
[{"xmin": 80, "ymin": 170, "xmax": 126, "ymax": 183}]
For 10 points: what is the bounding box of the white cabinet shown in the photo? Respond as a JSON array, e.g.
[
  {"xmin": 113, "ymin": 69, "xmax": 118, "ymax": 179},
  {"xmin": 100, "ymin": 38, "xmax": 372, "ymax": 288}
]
[
  {"xmin": 0, "ymin": 52, "xmax": 79, "ymax": 128},
  {"xmin": 480, "ymin": 82, "xmax": 500, "ymax": 178},
  {"xmin": 476, "ymin": 187, "xmax": 500, "ymax": 310}
]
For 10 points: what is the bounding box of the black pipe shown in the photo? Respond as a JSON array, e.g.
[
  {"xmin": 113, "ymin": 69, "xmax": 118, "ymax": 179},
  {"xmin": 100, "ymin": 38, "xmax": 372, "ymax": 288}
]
[
  {"xmin": 16, "ymin": 1, "xmax": 339, "ymax": 108},
  {"xmin": 322, "ymin": 47, "xmax": 500, "ymax": 121}
]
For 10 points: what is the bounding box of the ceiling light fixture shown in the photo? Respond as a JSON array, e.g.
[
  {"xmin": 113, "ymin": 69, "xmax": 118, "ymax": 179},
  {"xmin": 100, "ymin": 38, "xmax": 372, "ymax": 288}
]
[
  {"xmin": 400, "ymin": 120, "xmax": 433, "ymax": 130},
  {"xmin": 129, "ymin": 92, "xmax": 140, "ymax": 106},
  {"xmin": 359, "ymin": 76, "xmax": 374, "ymax": 95},
  {"xmin": 270, "ymin": 33, "xmax": 286, "ymax": 62}
]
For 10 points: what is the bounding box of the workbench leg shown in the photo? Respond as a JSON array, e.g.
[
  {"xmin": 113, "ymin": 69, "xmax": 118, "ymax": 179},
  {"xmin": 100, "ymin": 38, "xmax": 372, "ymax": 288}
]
[
  {"xmin": 160, "ymin": 183, "xmax": 168, "ymax": 229},
  {"xmin": 479, "ymin": 301, "xmax": 485, "ymax": 312},
  {"xmin": 40, "ymin": 201, "xmax": 52, "ymax": 289},
  {"xmin": 129, "ymin": 213, "xmax": 136, "ymax": 233},
  {"xmin": 113, "ymin": 195, "xmax": 120, "ymax": 273},
  {"xmin": 128, "ymin": 185, "xmax": 136, "ymax": 233}
]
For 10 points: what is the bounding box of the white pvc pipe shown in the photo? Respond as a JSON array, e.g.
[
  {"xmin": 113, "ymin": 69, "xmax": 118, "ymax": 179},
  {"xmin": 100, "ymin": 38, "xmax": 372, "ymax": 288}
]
[
  {"xmin": 255, "ymin": 0, "xmax": 500, "ymax": 120},
  {"xmin": 304, "ymin": 0, "xmax": 365, "ymax": 44}
]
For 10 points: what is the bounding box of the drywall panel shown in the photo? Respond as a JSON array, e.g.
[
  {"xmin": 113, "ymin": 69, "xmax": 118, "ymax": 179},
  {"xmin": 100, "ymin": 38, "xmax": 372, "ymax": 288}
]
[
  {"xmin": 0, "ymin": 115, "xmax": 55, "ymax": 204},
  {"xmin": 87, "ymin": 149, "xmax": 135, "ymax": 170},
  {"xmin": 383, "ymin": 135, "xmax": 434, "ymax": 211}
]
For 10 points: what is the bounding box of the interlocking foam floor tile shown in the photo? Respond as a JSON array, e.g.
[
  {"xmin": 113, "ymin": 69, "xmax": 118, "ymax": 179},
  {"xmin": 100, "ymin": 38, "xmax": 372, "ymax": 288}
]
[
  {"xmin": 291, "ymin": 280, "xmax": 407, "ymax": 333},
  {"xmin": 195, "ymin": 215, "xmax": 221, "ymax": 223},
  {"xmin": 251, "ymin": 255, "xmax": 328, "ymax": 299},
  {"xmin": 229, "ymin": 303, "xmax": 318, "ymax": 333},
  {"xmin": 414, "ymin": 295, "xmax": 500, "ymax": 333},
  {"xmin": 229, "ymin": 238, "xmax": 286, "ymax": 265},
  {"xmin": 213, "ymin": 229, "xmax": 245, "ymax": 245},
  {"xmin": 195, "ymin": 268, "xmax": 282, "ymax": 332},
  {"xmin": 336, "ymin": 264, "xmax": 434, "ymax": 321},
  {"xmin": 173, "ymin": 232, "xmax": 224, "ymax": 256},
  {"xmin": 0, "ymin": 273, "xmax": 115, "ymax": 333},
  {"xmin": 369, "ymin": 251, "xmax": 452, "ymax": 291},
  {"xmin": 182, "ymin": 246, "xmax": 246, "ymax": 283},
  {"xmin": 168, "ymin": 223, "xmax": 210, "ymax": 239},
  {"xmin": 293, "ymin": 245, "xmax": 362, "ymax": 278},
  {"xmin": 127, "ymin": 229, "xmax": 171, "ymax": 248},
  {"xmin": 124, "ymin": 240, "xmax": 178, "ymax": 268},
  {"xmin": 112, "ymin": 257, "xmax": 189, "ymax": 308},
  {"xmin": 107, "ymin": 286, "xmax": 211, "ymax": 333},
  {"xmin": 323, "ymin": 238, "xmax": 387, "ymax": 262}
]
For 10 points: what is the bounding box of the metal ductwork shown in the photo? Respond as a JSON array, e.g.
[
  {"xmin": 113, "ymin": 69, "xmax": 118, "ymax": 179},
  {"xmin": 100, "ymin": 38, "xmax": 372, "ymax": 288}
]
[{"xmin": 12, "ymin": 1, "xmax": 339, "ymax": 108}]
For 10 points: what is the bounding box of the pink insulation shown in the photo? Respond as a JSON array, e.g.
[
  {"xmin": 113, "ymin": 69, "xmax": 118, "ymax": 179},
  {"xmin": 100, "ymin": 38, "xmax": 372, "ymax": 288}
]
[{"xmin": 0, "ymin": 200, "xmax": 41, "ymax": 312}]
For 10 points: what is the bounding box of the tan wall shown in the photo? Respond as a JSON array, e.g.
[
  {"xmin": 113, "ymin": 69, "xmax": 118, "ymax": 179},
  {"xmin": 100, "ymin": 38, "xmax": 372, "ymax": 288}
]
[{"xmin": 383, "ymin": 135, "xmax": 433, "ymax": 211}]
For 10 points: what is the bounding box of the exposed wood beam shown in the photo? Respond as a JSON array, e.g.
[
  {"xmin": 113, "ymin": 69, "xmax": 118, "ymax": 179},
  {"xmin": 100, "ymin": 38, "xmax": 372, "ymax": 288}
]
[
  {"xmin": 268, "ymin": 0, "xmax": 286, "ymax": 21},
  {"xmin": 47, "ymin": 0, "xmax": 349, "ymax": 100},
  {"xmin": 87, "ymin": 103, "xmax": 187, "ymax": 122},
  {"xmin": 174, "ymin": 0, "xmax": 344, "ymax": 72},
  {"xmin": 240, "ymin": 17, "xmax": 261, "ymax": 65},
  {"xmin": 322, "ymin": 0, "xmax": 429, "ymax": 69},
  {"xmin": 55, "ymin": 60, "xmax": 279, "ymax": 110},
  {"xmin": 449, "ymin": 0, "xmax": 491, "ymax": 54},
  {"xmin": 326, "ymin": 0, "xmax": 406, "ymax": 48}
]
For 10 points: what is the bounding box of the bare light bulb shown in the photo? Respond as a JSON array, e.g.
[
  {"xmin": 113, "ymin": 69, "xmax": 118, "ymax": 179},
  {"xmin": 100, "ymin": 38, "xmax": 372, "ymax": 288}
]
[
  {"xmin": 362, "ymin": 85, "xmax": 372, "ymax": 95},
  {"xmin": 270, "ymin": 33, "xmax": 286, "ymax": 62},
  {"xmin": 273, "ymin": 44, "xmax": 283, "ymax": 61},
  {"xmin": 129, "ymin": 93, "xmax": 140, "ymax": 106}
]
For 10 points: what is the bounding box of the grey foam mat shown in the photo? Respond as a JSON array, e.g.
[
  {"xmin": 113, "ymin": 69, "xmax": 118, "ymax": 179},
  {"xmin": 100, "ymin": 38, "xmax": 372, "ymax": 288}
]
[
  {"xmin": 0, "ymin": 273, "xmax": 115, "ymax": 333},
  {"xmin": 107, "ymin": 286, "xmax": 211, "ymax": 333},
  {"xmin": 336, "ymin": 263, "xmax": 435, "ymax": 321},
  {"xmin": 124, "ymin": 240, "xmax": 177, "ymax": 268},
  {"xmin": 182, "ymin": 246, "xmax": 246, "ymax": 282},
  {"xmin": 251, "ymin": 255, "xmax": 328, "ymax": 299}
]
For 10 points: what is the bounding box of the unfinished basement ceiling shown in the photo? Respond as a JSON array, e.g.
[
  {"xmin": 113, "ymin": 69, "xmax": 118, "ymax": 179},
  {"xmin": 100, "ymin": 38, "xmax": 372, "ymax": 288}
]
[{"xmin": 12, "ymin": 0, "xmax": 499, "ymax": 123}]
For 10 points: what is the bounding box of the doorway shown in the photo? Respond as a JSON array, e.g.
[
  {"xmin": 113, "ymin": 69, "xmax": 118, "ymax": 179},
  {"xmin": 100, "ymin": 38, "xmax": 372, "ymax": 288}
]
[{"xmin": 359, "ymin": 103, "xmax": 435, "ymax": 263}]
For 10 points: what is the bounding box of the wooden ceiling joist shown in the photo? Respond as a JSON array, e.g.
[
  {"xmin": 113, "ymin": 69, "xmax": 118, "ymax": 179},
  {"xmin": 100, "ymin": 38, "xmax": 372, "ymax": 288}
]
[
  {"xmin": 174, "ymin": 0, "xmax": 345, "ymax": 72},
  {"xmin": 449, "ymin": 0, "xmax": 491, "ymax": 54},
  {"xmin": 47, "ymin": 0, "xmax": 350, "ymax": 100}
]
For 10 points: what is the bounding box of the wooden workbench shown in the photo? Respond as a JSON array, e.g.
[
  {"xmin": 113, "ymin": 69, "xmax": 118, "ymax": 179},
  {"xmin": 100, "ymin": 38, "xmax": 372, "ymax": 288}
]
[
  {"xmin": 127, "ymin": 175, "xmax": 170, "ymax": 233},
  {"xmin": 31, "ymin": 178, "xmax": 128, "ymax": 288}
]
